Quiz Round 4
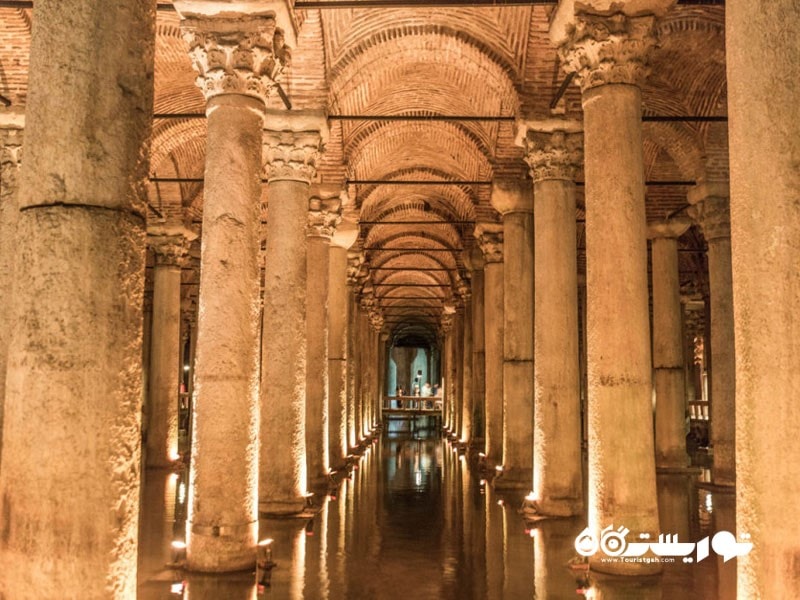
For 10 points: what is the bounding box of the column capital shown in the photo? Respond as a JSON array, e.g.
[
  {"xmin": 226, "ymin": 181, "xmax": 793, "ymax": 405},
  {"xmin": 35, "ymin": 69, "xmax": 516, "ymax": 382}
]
[
  {"xmin": 180, "ymin": 13, "xmax": 290, "ymax": 105},
  {"xmin": 490, "ymin": 179, "xmax": 532, "ymax": 214},
  {"xmin": 515, "ymin": 119, "xmax": 583, "ymax": 182},
  {"xmin": 368, "ymin": 310, "xmax": 384, "ymax": 331},
  {"xmin": 332, "ymin": 215, "xmax": 358, "ymax": 250},
  {"xmin": 687, "ymin": 183, "xmax": 730, "ymax": 242},
  {"xmin": 346, "ymin": 251, "xmax": 364, "ymax": 285},
  {"xmin": 462, "ymin": 246, "xmax": 485, "ymax": 271},
  {"xmin": 263, "ymin": 110, "xmax": 328, "ymax": 183},
  {"xmin": 306, "ymin": 188, "xmax": 342, "ymax": 239},
  {"xmin": 456, "ymin": 281, "xmax": 471, "ymax": 303},
  {"xmin": 147, "ymin": 226, "xmax": 198, "ymax": 267},
  {"xmin": 551, "ymin": 8, "xmax": 668, "ymax": 92},
  {"xmin": 474, "ymin": 222, "xmax": 504, "ymax": 263},
  {"xmin": 0, "ymin": 117, "xmax": 24, "ymax": 167},
  {"xmin": 647, "ymin": 217, "xmax": 691, "ymax": 240},
  {"xmin": 439, "ymin": 313, "xmax": 454, "ymax": 334}
]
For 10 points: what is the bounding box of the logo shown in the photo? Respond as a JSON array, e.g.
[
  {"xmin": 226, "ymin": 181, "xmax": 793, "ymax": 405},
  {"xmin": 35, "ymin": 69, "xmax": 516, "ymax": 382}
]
[{"xmin": 574, "ymin": 525, "xmax": 752, "ymax": 563}]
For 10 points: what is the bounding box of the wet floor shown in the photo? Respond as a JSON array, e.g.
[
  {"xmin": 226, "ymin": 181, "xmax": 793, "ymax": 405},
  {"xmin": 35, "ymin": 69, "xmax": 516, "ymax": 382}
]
[{"xmin": 138, "ymin": 430, "xmax": 737, "ymax": 599}]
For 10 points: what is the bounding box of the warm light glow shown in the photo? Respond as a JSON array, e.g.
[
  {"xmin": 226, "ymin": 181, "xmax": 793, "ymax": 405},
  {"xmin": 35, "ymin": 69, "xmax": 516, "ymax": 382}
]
[
  {"xmin": 169, "ymin": 449, "xmax": 180, "ymax": 462},
  {"xmin": 171, "ymin": 540, "xmax": 187, "ymax": 549},
  {"xmin": 258, "ymin": 538, "xmax": 274, "ymax": 547},
  {"xmin": 525, "ymin": 491, "xmax": 536, "ymax": 502},
  {"xmin": 170, "ymin": 581, "xmax": 185, "ymax": 594},
  {"xmin": 478, "ymin": 452, "xmax": 486, "ymax": 458},
  {"xmin": 183, "ymin": 364, "xmax": 190, "ymax": 372},
  {"xmin": 495, "ymin": 465, "xmax": 503, "ymax": 472}
]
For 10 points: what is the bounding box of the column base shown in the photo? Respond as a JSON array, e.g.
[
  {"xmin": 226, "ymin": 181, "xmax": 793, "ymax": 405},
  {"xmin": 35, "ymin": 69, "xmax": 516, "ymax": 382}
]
[
  {"xmin": 259, "ymin": 498, "xmax": 307, "ymax": 517},
  {"xmin": 186, "ymin": 521, "xmax": 257, "ymax": 572},
  {"xmin": 492, "ymin": 467, "xmax": 531, "ymax": 491},
  {"xmin": 522, "ymin": 495, "xmax": 583, "ymax": 519},
  {"xmin": 655, "ymin": 465, "xmax": 701, "ymax": 475}
]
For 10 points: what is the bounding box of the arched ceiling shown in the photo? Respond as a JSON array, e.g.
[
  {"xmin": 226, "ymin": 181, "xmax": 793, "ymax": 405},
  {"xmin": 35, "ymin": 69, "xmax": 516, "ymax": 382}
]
[{"xmin": 0, "ymin": 2, "xmax": 728, "ymax": 343}]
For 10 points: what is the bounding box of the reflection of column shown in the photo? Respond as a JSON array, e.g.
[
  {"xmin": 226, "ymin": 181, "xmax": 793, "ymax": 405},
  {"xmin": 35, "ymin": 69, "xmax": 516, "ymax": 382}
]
[
  {"xmin": 181, "ymin": 10, "xmax": 281, "ymax": 569},
  {"xmin": 688, "ymin": 186, "xmax": 734, "ymax": 486},
  {"xmin": 261, "ymin": 110, "xmax": 327, "ymax": 515},
  {"xmin": 485, "ymin": 486, "xmax": 505, "ymax": 600},
  {"xmin": 0, "ymin": 117, "xmax": 22, "ymax": 472},
  {"xmin": 467, "ymin": 249, "xmax": 486, "ymax": 442},
  {"xmin": 0, "ymin": 1, "xmax": 154, "ymax": 594},
  {"xmin": 648, "ymin": 220, "xmax": 691, "ymax": 469},
  {"xmin": 727, "ymin": 6, "xmax": 800, "ymax": 595},
  {"xmin": 533, "ymin": 520, "xmax": 584, "ymax": 598},
  {"xmin": 476, "ymin": 224, "xmax": 504, "ymax": 463},
  {"xmin": 328, "ymin": 216, "xmax": 357, "ymax": 469},
  {"xmin": 184, "ymin": 574, "xmax": 256, "ymax": 600},
  {"xmin": 147, "ymin": 228, "xmax": 195, "ymax": 468},
  {"xmin": 519, "ymin": 120, "xmax": 583, "ymax": 515},
  {"xmin": 305, "ymin": 192, "xmax": 341, "ymax": 486},
  {"xmin": 552, "ymin": 3, "xmax": 668, "ymax": 572},
  {"xmin": 491, "ymin": 180, "xmax": 534, "ymax": 491}
]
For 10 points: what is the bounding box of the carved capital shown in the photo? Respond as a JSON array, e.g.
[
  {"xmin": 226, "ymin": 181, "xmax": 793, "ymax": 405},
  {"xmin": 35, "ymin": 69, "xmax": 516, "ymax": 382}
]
[
  {"xmin": 368, "ymin": 310, "xmax": 384, "ymax": 331},
  {"xmin": 516, "ymin": 121, "xmax": 583, "ymax": 182},
  {"xmin": 263, "ymin": 111, "xmax": 328, "ymax": 183},
  {"xmin": 306, "ymin": 207, "xmax": 341, "ymax": 239},
  {"xmin": 557, "ymin": 12, "xmax": 659, "ymax": 92},
  {"xmin": 439, "ymin": 314, "xmax": 454, "ymax": 334},
  {"xmin": 647, "ymin": 217, "xmax": 691, "ymax": 240},
  {"xmin": 688, "ymin": 184, "xmax": 730, "ymax": 242},
  {"xmin": 475, "ymin": 223, "xmax": 504, "ymax": 264},
  {"xmin": 1, "ymin": 127, "xmax": 23, "ymax": 203},
  {"xmin": 147, "ymin": 228, "xmax": 197, "ymax": 267},
  {"xmin": 181, "ymin": 14, "xmax": 290, "ymax": 104},
  {"xmin": 490, "ymin": 179, "xmax": 532, "ymax": 214},
  {"xmin": 346, "ymin": 252, "xmax": 364, "ymax": 285}
]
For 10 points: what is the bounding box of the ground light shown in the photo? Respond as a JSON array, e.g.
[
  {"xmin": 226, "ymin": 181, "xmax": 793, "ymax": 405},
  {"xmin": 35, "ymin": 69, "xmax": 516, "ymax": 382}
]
[{"xmin": 256, "ymin": 538, "xmax": 276, "ymax": 590}]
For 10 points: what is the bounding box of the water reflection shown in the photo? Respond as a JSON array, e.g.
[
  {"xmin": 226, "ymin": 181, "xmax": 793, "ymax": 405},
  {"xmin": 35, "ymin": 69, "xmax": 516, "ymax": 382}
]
[{"xmin": 138, "ymin": 434, "xmax": 739, "ymax": 599}]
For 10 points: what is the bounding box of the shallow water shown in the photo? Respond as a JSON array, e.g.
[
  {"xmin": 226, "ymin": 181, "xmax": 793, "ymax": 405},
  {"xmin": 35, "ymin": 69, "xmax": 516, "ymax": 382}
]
[{"xmin": 138, "ymin": 431, "xmax": 735, "ymax": 599}]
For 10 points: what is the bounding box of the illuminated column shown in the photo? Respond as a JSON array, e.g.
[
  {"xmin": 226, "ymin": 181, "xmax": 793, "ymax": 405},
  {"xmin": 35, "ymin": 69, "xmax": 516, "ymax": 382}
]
[
  {"xmin": 358, "ymin": 296, "xmax": 372, "ymax": 438},
  {"xmin": 552, "ymin": 1, "xmax": 672, "ymax": 573},
  {"xmin": 0, "ymin": 0, "xmax": 154, "ymax": 595},
  {"xmin": 261, "ymin": 110, "xmax": 327, "ymax": 515},
  {"xmin": 345, "ymin": 253, "xmax": 361, "ymax": 449},
  {"xmin": 180, "ymin": 9, "xmax": 287, "ymax": 570},
  {"xmin": 305, "ymin": 190, "xmax": 341, "ymax": 487},
  {"xmin": 728, "ymin": 4, "xmax": 800, "ymax": 595},
  {"xmin": 688, "ymin": 186, "xmax": 735, "ymax": 486},
  {"xmin": 466, "ymin": 248, "xmax": 486, "ymax": 443},
  {"xmin": 491, "ymin": 180, "xmax": 534, "ymax": 491},
  {"xmin": 0, "ymin": 116, "xmax": 22, "ymax": 473},
  {"xmin": 648, "ymin": 219, "xmax": 691, "ymax": 469},
  {"xmin": 518, "ymin": 120, "xmax": 583, "ymax": 515},
  {"xmin": 451, "ymin": 307, "xmax": 464, "ymax": 436},
  {"xmin": 440, "ymin": 313, "xmax": 455, "ymax": 430},
  {"xmin": 328, "ymin": 216, "xmax": 357, "ymax": 468},
  {"xmin": 460, "ymin": 284, "xmax": 474, "ymax": 444},
  {"xmin": 476, "ymin": 224, "xmax": 504, "ymax": 463},
  {"xmin": 146, "ymin": 228, "xmax": 195, "ymax": 468}
]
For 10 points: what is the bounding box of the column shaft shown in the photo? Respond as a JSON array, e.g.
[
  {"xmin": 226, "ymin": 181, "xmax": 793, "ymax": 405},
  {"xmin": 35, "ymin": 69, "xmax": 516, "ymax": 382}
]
[
  {"xmin": 470, "ymin": 261, "xmax": 486, "ymax": 443},
  {"xmin": 346, "ymin": 285, "xmax": 358, "ymax": 449},
  {"xmin": 0, "ymin": 0, "xmax": 154, "ymax": 594},
  {"xmin": 328, "ymin": 246, "xmax": 348, "ymax": 467},
  {"xmin": 461, "ymin": 297, "xmax": 474, "ymax": 443},
  {"xmin": 483, "ymin": 259, "xmax": 504, "ymax": 462}
]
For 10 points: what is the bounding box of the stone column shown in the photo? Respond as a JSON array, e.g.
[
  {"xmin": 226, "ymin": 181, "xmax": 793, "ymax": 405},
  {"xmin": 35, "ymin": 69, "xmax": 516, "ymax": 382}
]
[
  {"xmin": 345, "ymin": 255, "xmax": 361, "ymax": 449},
  {"xmin": 465, "ymin": 249, "xmax": 486, "ymax": 443},
  {"xmin": 378, "ymin": 330, "xmax": 389, "ymax": 421},
  {"xmin": 350, "ymin": 292, "xmax": 364, "ymax": 445},
  {"xmin": 648, "ymin": 219, "xmax": 691, "ymax": 470},
  {"xmin": 552, "ymin": 1, "xmax": 671, "ymax": 573},
  {"xmin": 688, "ymin": 185, "xmax": 735, "ymax": 486},
  {"xmin": 475, "ymin": 224, "xmax": 504, "ymax": 463},
  {"xmin": 180, "ymin": 10, "xmax": 286, "ymax": 570},
  {"xmin": 460, "ymin": 286, "xmax": 474, "ymax": 444},
  {"xmin": 727, "ymin": 6, "xmax": 800, "ymax": 592},
  {"xmin": 518, "ymin": 120, "xmax": 583, "ymax": 515},
  {"xmin": 491, "ymin": 181, "xmax": 534, "ymax": 491},
  {"xmin": 0, "ymin": 116, "xmax": 22, "ymax": 474},
  {"xmin": 305, "ymin": 191, "xmax": 341, "ymax": 488},
  {"xmin": 0, "ymin": 1, "xmax": 154, "ymax": 595},
  {"xmin": 328, "ymin": 216, "xmax": 357, "ymax": 468},
  {"xmin": 261, "ymin": 110, "xmax": 327, "ymax": 515},
  {"xmin": 146, "ymin": 228, "xmax": 195, "ymax": 468},
  {"xmin": 451, "ymin": 307, "xmax": 464, "ymax": 436}
]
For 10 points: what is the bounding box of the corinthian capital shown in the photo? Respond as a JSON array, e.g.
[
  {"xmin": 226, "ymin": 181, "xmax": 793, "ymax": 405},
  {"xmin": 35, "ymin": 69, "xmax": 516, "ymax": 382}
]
[
  {"xmin": 263, "ymin": 110, "xmax": 329, "ymax": 183},
  {"xmin": 474, "ymin": 222, "xmax": 504, "ymax": 264},
  {"xmin": 554, "ymin": 12, "xmax": 659, "ymax": 91},
  {"xmin": 147, "ymin": 226, "xmax": 198, "ymax": 267},
  {"xmin": 516, "ymin": 119, "xmax": 583, "ymax": 182},
  {"xmin": 688, "ymin": 183, "xmax": 730, "ymax": 243},
  {"xmin": 181, "ymin": 14, "xmax": 290, "ymax": 104},
  {"xmin": 306, "ymin": 194, "xmax": 342, "ymax": 238}
]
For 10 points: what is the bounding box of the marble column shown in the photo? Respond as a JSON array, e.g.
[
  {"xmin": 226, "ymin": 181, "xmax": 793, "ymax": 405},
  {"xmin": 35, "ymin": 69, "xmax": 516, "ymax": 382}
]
[
  {"xmin": 460, "ymin": 286, "xmax": 474, "ymax": 444},
  {"xmin": 0, "ymin": 116, "xmax": 23, "ymax": 474},
  {"xmin": 518, "ymin": 120, "xmax": 583, "ymax": 515},
  {"xmin": 146, "ymin": 228, "xmax": 195, "ymax": 468},
  {"xmin": 0, "ymin": 1, "xmax": 154, "ymax": 595},
  {"xmin": 491, "ymin": 180, "xmax": 534, "ymax": 491},
  {"xmin": 648, "ymin": 219, "xmax": 691, "ymax": 470},
  {"xmin": 329, "ymin": 217, "xmax": 357, "ymax": 468},
  {"xmin": 465, "ymin": 249, "xmax": 486, "ymax": 443},
  {"xmin": 181, "ymin": 10, "xmax": 285, "ymax": 570},
  {"xmin": 261, "ymin": 110, "xmax": 328, "ymax": 515},
  {"xmin": 727, "ymin": 6, "xmax": 800, "ymax": 593},
  {"xmin": 552, "ymin": 1, "xmax": 671, "ymax": 573},
  {"xmin": 476, "ymin": 224, "xmax": 504, "ymax": 462},
  {"xmin": 688, "ymin": 186, "xmax": 735, "ymax": 486},
  {"xmin": 305, "ymin": 192, "xmax": 341, "ymax": 488}
]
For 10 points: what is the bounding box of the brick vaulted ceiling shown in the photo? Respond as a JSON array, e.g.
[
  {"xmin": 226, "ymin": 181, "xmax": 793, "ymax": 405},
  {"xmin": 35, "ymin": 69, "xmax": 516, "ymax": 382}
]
[{"xmin": 0, "ymin": 2, "xmax": 725, "ymax": 341}]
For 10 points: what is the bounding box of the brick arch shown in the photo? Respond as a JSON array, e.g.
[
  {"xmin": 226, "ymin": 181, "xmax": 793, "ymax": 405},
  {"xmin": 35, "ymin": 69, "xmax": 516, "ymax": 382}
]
[
  {"xmin": 359, "ymin": 179, "xmax": 477, "ymax": 223},
  {"xmin": 643, "ymin": 122, "xmax": 706, "ymax": 181}
]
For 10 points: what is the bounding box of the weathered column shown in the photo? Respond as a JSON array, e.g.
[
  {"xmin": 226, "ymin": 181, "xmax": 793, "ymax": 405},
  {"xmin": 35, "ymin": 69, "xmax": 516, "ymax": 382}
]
[
  {"xmin": 357, "ymin": 300, "xmax": 372, "ymax": 438},
  {"xmin": 727, "ymin": 5, "xmax": 800, "ymax": 594},
  {"xmin": 378, "ymin": 330, "xmax": 389, "ymax": 421},
  {"xmin": 518, "ymin": 120, "xmax": 584, "ymax": 515},
  {"xmin": 475, "ymin": 224, "xmax": 504, "ymax": 463},
  {"xmin": 0, "ymin": 115, "xmax": 22, "ymax": 473},
  {"xmin": 451, "ymin": 307, "xmax": 464, "ymax": 436},
  {"xmin": 146, "ymin": 228, "xmax": 195, "ymax": 468},
  {"xmin": 460, "ymin": 285, "xmax": 474, "ymax": 444},
  {"xmin": 350, "ymin": 292, "xmax": 364, "ymax": 444},
  {"xmin": 305, "ymin": 190, "xmax": 341, "ymax": 488},
  {"xmin": 345, "ymin": 254, "xmax": 361, "ymax": 449},
  {"xmin": 648, "ymin": 219, "xmax": 691, "ymax": 470},
  {"xmin": 0, "ymin": 1, "xmax": 154, "ymax": 595},
  {"xmin": 261, "ymin": 110, "xmax": 327, "ymax": 515},
  {"xmin": 688, "ymin": 185, "xmax": 735, "ymax": 486},
  {"xmin": 180, "ymin": 9, "xmax": 286, "ymax": 569},
  {"xmin": 491, "ymin": 181, "xmax": 534, "ymax": 491},
  {"xmin": 440, "ymin": 313, "xmax": 454, "ymax": 430},
  {"xmin": 466, "ymin": 249, "xmax": 486, "ymax": 443},
  {"xmin": 329, "ymin": 216, "xmax": 357, "ymax": 468},
  {"xmin": 552, "ymin": 1, "xmax": 671, "ymax": 573}
]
